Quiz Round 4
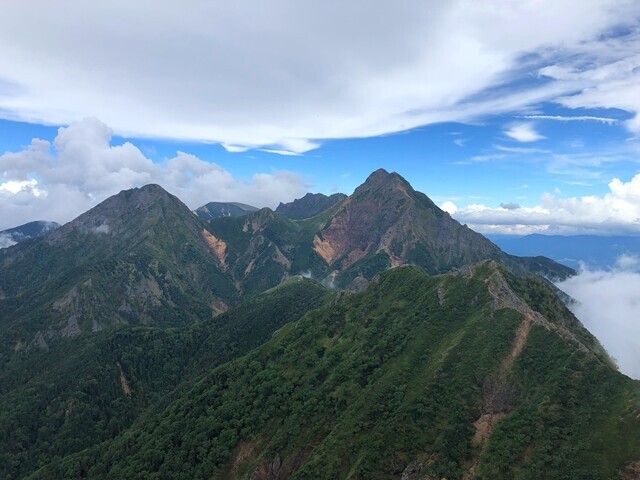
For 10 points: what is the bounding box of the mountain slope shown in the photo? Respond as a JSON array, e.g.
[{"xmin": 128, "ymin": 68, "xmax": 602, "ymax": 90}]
[
  {"xmin": 33, "ymin": 263, "xmax": 639, "ymax": 480},
  {"xmin": 206, "ymin": 169, "xmax": 572, "ymax": 292},
  {"xmin": 0, "ymin": 220, "xmax": 59, "ymax": 248},
  {"xmin": 196, "ymin": 201, "xmax": 259, "ymax": 220},
  {"xmin": 0, "ymin": 184, "xmax": 236, "ymax": 352},
  {"xmin": 0, "ymin": 277, "xmax": 332, "ymax": 480},
  {"xmin": 276, "ymin": 192, "xmax": 348, "ymax": 220},
  {"xmin": 313, "ymin": 169, "xmax": 573, "ymax": 286}
]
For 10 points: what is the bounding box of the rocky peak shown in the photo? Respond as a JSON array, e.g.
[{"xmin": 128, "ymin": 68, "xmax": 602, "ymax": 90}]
[{"xmin": 352, "ymin": 168, "xmax": 414, "ymax": 200}]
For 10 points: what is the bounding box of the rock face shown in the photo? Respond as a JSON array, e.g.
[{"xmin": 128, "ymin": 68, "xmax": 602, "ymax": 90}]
[
  {"xmin": 276, "ymin": 192, "xmax": 347, "ymax": 220},
  {"xmin": 309, "ymin": 169, "xmax": 573, "ymax": 286},
  {"xmin": 195, "ymin": 202, "xmax": 259, "ymax": 220}
]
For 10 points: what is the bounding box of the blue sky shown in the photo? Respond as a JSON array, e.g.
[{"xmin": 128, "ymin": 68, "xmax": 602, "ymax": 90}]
[{"xmin": 1, "ymin": 1, "xmax": 640, "ymax": 234}]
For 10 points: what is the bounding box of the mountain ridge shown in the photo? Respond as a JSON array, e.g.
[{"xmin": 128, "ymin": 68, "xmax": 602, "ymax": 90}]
[
  {"xmin": 276, "ymin": 192, "xmax": 348, "ymax": 220},
  {"xmin": 28, "ymin": 262, "xmax": 639, "ymax": 479}
]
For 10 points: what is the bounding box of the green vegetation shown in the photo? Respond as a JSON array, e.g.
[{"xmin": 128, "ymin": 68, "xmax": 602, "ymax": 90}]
[
  {"xmin": 0, "ymin": 278, "xmax": 332, "ymax": 480},
  {"xmin": 24, "ymin": 265, "xmax": 640, "ymax": 480}
]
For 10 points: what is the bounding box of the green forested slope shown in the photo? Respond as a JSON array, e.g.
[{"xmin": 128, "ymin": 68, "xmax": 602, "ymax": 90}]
[
  {"xmin": 31, "ymin": 264, "xmax": 640, "ymax": 480},
  {"xmin": 0, "ymin": 278, "xmax": 332, "ymax": 480}
]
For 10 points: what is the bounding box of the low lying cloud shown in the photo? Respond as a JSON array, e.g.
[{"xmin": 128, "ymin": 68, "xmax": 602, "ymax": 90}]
[
  {"xmin": 557, "ymin": 259, "xmax": 640, "ymax": 379},
  {"xmin": 442, "ymin": 172, "xmax": 640, "ymax": 235},
  {"xmin": 0, "ymin": 118, "xmax": 310, "ymax": 230},
  {"xmin": 0, "ymin": 234, "xmax": 17, "ymax": 249}
]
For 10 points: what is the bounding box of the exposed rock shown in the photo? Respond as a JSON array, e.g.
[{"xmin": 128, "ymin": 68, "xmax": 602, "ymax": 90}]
[
  {"xmin": 437, "ymin": 286, "xmax": 446, "ymax": 306},
  {"xmin": 33, "ymin": 332, "xmax": 48, "ymax": 350},
  {"xmin": 401, "ymin": 460, "xmax": 424, "ymax": 480},
  {"xmin": 346, "ymin": 275, "xmax": 369, "ymax": 295},
  {"xmin": 59, "ymin": 315, "xmax": 81, "ymax": 337},
  {"xmin": 118, "ymin": 300, "xmax": 133, "ymax": 313},
  {"xmin": 91, "ymin": 318, "xmax": 103, "ymax": 332},
  {"xmin": 117, "ymin": 362, "xmax": 132, "ymax": 397},
  {"xmin": 212, "ymin": 300, "xmax": 229, "ymax": 316},
  {"xmin": 53, "ymin": 286, "xmax": 79, "ymax": 312},
  {"xmin": 620, "ymin": 460, "xmax": 640, "ymax": 479},
  {"xmin": 203, "ymin": 229, "xmax": 228, "ymax": 269}
]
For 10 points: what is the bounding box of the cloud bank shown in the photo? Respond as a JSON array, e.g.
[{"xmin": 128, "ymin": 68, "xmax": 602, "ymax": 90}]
[
  {"xmin": 0, "ymin": 1, "xmax": 638, "ymax": 152},
  {"xmin": 0, "ymin": 118, "xmax": 309, "ymax": 230},
  {"xmin": 442, "ymin": 173, "xmax": 640, "ymax": 235},
  {"xmin": 557, "ymin": 261, "xmax": 640, "ymax": 379}
]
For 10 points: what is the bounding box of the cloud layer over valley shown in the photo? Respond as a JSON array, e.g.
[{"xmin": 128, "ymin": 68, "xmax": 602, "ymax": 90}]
[{"xmin": 557, "ymin": 259, "xmax": 640, "ymax": 379}]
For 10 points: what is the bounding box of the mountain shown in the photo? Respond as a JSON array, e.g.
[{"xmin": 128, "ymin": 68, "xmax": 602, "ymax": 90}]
[
  {"xmin": 0, "ymin": 277, "xmax": 333, "ymax": 480},
  {"xmin": 0, "ymin": 184, "xmax": 236, "ymax": 353},
  {"xmin": 32, "ymin": 263, "xmax": 640, "ymax": 479},
  {"xmin": 276, "ymin": 192, "xmax": 348, "ymax": 220},
  {"xmin": 1, "ymin": 170, "xmax": 635, "ymax": 479},
  {"xmin": 489, "ymin": 234, "xmax": 640, "ymax": 270},
  {"xmin": 195, "ymin": 201, "xmax": 259, "ymax": 220},
  {"xmin": 0, "ymin": 220, "xmax": 59, "ymax": 248},
  {"xmin": 207, "ymin": 169, "xmax": 572, "ymax": 291},
  {"xmin": 0, "ymin": 172, "xmax": 572, "ymax": 353}
]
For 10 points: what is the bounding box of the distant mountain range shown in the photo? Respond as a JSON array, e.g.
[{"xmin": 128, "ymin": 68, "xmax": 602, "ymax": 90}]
[
  {"xmin": 275, "ymin": 192, "xmax": 348, "ymax": 219},
  {"xmin": 0, "ymin": 220, "xmax": 59, "ymax": 248},
  {"xmin": 489, "ymin": 234, "xmax": 640, "ymax": 270},
  {"xmin": 195, "ymin": 201, "xmax": 260, "ymax": 220},
  {"xmin": 1, "ymin": 169, "xmax": 638, "ymax": 479}
]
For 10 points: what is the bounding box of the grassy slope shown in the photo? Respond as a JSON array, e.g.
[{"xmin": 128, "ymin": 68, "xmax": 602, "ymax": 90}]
[{"xmin": 31, "ymin": 265, "xmax": 640, "ymax": 480}]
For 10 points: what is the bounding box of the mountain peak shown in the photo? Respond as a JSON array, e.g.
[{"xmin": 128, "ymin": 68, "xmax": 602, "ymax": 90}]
[
  {"xmin": 49, "ymin": 184, "xmax": 191, "ymax": 242},
  {"xmin": 353, "ymin": 169, "xmax": 413, "ymax": 201}
]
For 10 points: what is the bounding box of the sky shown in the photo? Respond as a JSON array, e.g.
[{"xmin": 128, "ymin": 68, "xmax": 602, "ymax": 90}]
[{"xmin": 1, "ymin": 0, "xmax": 640, "ymax": 235}]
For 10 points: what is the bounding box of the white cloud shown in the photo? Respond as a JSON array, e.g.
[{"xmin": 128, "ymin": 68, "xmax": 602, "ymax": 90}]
[
  {"xmin": 521, "ymin": 115, "xmax": 618, "ymax": 124},
  {"xmin": 448, "ymin": 173, "xmax": 640, "ymax": 235},
  {"xmin": 0, "ymin": 1, "xmax": 637, "ymax": 151},
  {"xmin": 441, "ymin": 201, "xmax": 459, "ymax": 214},
  {"xmin": 503, "ymin": 122, "xmax": 546, "ymax": 142},
  {"xmin": 557, "ymin": 262, "xmax": 640, "ymax": 379},
  {"xmin": 540, "ymin": 29, "xmax": 640, "ymax": 134},
  {"xmin": 0, "ymin": 234, "xmax": 17, "ymax": 249},
  {"xmin": 0, "ymin": 118, "xmax": 310, "ymax": 230}
]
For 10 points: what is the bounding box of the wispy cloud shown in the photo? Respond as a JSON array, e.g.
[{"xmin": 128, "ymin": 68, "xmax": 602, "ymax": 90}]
[
  {"xmin": 258, "ymin": 149, "xmax": 303, "ymax": 157},
  {"xmin": 521, "ymin": 114, "xmax": 618, "ymax": 124},
  {"xmin": 503, "ymin": 122, "xmax": 546, "ymax": 142}
]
